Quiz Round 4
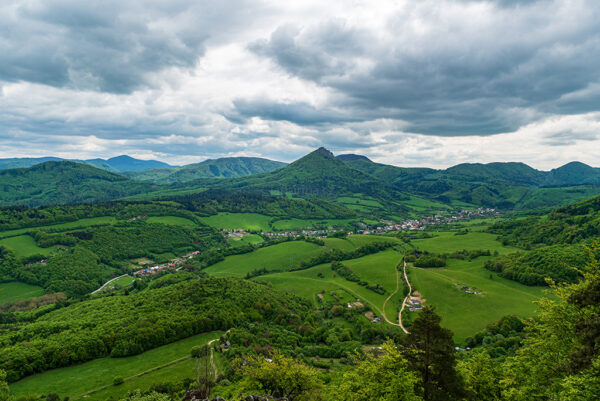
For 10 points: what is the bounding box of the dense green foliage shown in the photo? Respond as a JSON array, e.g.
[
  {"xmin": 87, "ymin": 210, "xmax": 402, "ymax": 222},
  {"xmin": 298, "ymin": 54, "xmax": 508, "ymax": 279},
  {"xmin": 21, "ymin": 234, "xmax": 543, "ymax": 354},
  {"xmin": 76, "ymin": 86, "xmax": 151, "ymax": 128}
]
[
  {"xmin": 166, "ymin": 190, "xmax": 356, "ymax": 219},
  {"xmin": 402, "ymin": 306, "xmax": 464, "ymax": 400},
  {"xmin": 0, "ymin": 162, "xmax": 153, "ymax": 207},
  {"xmin": 79, "ymin": 223, "xmax": 222, "ymax": 265},
  {"xmin": 342, "ymin": 155, "xmax": 600, "ymax": 209},
  {"xmin": 490, "ymin": 194, "xmax": 600, "ymax": 247},
  {"xmin": 333, "ymin": 340, "xmax": 420, "ymax": 401},
  {"xmin": 0, "ymin": 278, "xmax": 309, "ymax": 382},
  {"xmin": 484, "ymin": 244, "xmax": 589, "ymax": 285},
  {"xmin": 464, "ymin": 315, "xmax": 525, "ymax": 358},
  {"xmin": 14, "ymin": 247, "xmax": 110, "ymax": 297}
]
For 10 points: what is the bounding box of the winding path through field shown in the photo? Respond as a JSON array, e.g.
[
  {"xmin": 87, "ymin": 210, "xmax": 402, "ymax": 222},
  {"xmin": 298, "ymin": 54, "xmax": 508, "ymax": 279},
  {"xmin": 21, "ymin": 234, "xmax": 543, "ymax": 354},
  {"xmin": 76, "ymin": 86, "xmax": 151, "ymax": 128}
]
[
  {"xmin": 398, "ymin": 260, "xmax": 410, "ymax": 334},
  {"xmin": 382, "ymin": 262, "xmax": 402, "ymax": 326},
  {"xmin": 379, "ymin": 259, "xmax": 410, "ymax": 333},
  {"xmin": 91, "ymin": 274, "xmax": 131, "ymax": 294},
  {"xmin": 207, "ymin": 338, "xmax": 219, "ymax": 379}
]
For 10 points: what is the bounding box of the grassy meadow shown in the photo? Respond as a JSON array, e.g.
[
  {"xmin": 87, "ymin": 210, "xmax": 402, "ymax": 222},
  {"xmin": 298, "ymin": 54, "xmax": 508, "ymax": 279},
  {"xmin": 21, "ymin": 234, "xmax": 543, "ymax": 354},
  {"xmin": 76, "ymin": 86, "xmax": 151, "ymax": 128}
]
[
  {"xmin": 257, "ymin": 249, "xmax": 403, "ymax": 320},
  {"xmin": 411, "ymin": 231, "xmax": 516, "ymax": 254},
  {"xmin": 146, "ymin": 216, "xmax": 197, "ymax": 226},
  {"xmin": 9, "ymin": 332, "xmax": 222, "ymax": 401},
  {"xmin": 0, "ymin": 216, "xmax": 116, "ymax": 239},
  {"xmin": 0, "ymin": 282, "xmax": 44, "ymax": 304},
  {"xmin": 408, "ymin": 258, "xmax": 547, "ymax": 343},
  {"xmin": 204, "ymin": 241, "xmax": 324, "ymax": 277},
  {"xmin": 227, "ymin": 234, "xmax": 264, "ymax": 247},
  {"xmin": 199, "ymin": 212, "xmax": 273, "ymax": 231},
  {"xmin": 0, "ymin": 235, "xmax": 56, "ymax": 258}
]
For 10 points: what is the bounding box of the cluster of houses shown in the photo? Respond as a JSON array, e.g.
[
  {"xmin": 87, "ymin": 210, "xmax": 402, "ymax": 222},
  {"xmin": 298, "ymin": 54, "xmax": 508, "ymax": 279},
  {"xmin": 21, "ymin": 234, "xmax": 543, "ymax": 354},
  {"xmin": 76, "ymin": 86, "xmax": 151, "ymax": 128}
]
[
  {"xmin": 128, "ymin": 215, "xmax": 149, "ymax": 222},
  {"xmin": 263, "ymin": 229, "xmax": 331, "ymax": 238},
  {"xmin": 361, "ymin": 208, "xmax": 499, "ymax": 234},
  {"xmin": 25, "ymin": 259, "xmax": 47, "ymax": 267},
  {"xmin": 222, "ymin": 228, "xmax": 250, "ymax": 238},
  {"xmin": 407, "ymin": 298, "xmax": 423, "ymax": 312},
  {"xmin": 133, "ymin": 250, "xmax": 201, "ymax": 276}
]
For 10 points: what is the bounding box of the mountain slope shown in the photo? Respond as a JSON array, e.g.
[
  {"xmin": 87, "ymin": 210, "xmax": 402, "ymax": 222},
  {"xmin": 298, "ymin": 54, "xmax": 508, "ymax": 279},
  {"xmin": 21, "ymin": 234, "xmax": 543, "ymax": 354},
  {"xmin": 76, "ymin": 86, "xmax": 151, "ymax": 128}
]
[
  {"xmin": 0, "ymin": 161, "xmax": 153, "ymax": 207},
  {"xmin": 0, "ymin": 156, "xmax": 175, "ymax": 172},
  {"xmin": 104, "ymin": 155, "xmax": 175, "ymax": 171},
  {"xmin": 543, "ymin": 161, "xmax": 600, "ymax": 186},
  {"xmin": 204, "ymin": 148, "xmax": 402, "ymax": 198},
  {"xmin": 125, "ymin": 156, "xmax": 286, "ymax": 183},
  {"xmin": 340, "ymin": 156, "xmax": 600, "ymax": 209},
  {"xmin": 0, "ymin": 157, "xmax": 64, "ymax": 170}
]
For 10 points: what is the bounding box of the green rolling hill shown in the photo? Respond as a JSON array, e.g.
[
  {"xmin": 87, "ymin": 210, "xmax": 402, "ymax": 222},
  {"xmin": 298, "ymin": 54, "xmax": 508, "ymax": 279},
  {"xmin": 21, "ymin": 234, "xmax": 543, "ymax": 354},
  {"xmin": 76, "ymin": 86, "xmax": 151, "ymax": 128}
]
[
  {"xmin": 124, "ymin": 156, "xmax": 286, "ymax": 183},
  {"xmin": 0, "ymin": 161, "xmax": 154, "ymax": 207}
]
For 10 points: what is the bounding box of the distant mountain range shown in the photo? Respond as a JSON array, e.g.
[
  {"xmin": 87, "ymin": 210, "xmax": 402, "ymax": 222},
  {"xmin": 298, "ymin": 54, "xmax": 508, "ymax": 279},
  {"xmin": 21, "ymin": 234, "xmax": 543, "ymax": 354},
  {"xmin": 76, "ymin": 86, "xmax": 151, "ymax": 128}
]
[
  {"xmin": 1, "ymin": 147, "xmax": 600, "ymax": 211},
  {"xmin": 123, "ymin": 157, "xmax": 287, "ymax": 183},
  {"xmin": 0, "ymin": 155, "xmax": 176, "ymax": 172}
]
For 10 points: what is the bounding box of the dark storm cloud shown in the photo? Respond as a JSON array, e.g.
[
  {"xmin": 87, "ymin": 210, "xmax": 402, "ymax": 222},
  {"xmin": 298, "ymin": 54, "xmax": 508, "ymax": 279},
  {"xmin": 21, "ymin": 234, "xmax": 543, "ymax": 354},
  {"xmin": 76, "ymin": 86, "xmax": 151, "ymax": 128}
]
[
  {"xmin": 246, "ymin": 0, "xmax": 600, "ymax": 136},
  {"xmin": 0, "ymin": 0, "xmax": 255, "ymax": 93}
]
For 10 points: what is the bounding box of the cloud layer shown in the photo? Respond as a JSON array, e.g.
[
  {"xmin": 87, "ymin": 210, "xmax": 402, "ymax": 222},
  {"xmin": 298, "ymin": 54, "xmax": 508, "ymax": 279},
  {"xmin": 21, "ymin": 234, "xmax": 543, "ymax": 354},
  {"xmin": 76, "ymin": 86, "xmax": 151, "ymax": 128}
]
[{"xmin": 1, "ymin": 0, "xmax": 599, "ymax": 169}]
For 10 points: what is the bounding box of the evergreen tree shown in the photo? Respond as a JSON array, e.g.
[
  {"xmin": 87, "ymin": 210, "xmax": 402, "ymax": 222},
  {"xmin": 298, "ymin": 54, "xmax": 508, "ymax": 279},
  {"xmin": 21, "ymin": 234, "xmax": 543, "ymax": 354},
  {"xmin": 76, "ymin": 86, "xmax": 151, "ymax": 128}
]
[{"xmin": 403, "ymin": 306, "xmax": 464, "ymax": 400}]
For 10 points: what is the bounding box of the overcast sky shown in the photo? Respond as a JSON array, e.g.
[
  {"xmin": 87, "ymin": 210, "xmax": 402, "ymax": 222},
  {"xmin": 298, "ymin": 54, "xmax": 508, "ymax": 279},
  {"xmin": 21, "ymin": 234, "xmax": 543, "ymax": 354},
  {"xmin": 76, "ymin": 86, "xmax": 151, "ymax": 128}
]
[{"xmin": 1, "ymin": 0, "xmax": 599, "ymax": 169}]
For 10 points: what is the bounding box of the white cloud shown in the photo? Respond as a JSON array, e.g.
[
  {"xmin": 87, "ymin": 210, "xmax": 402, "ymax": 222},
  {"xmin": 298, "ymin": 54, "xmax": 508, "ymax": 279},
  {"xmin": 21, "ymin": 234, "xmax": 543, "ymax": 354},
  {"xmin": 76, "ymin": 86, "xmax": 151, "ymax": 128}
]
[{"xmin": 0, "ymin": 0, "xmax": 599, "ymax": 169}]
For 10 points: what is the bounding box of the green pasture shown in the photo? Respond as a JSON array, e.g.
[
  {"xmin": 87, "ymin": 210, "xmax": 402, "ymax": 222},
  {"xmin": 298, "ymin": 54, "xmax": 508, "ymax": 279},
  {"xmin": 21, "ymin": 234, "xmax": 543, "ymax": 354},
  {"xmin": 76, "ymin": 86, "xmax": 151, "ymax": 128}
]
[
  {"xmin": 258, "ymin": 250, "xmax": 403, "ymax": 322},
  {"xmin": 271, "ymin": 218, "xmax": 353, "ymax": 231},
  {"xmin": 400, "ymin": 196, "xmax": 450, "ymax": 212},
  {"xmin": 111, "ymin": 276, "xmax": 135, "ymax": 288},
  {"xmin": 227, "ymin": 234, "xmax": 264, "ymax": 247},
  {"xmin": 411, "ymin": 231, "xmax": 516, "ymax": 254},
  {"xmin": 204, "ymin": 241, "xmax": 324, "ymax": 277},
  {"xmin": 10, "ymin": 331, "xmax": 222, "ymax": 400},
  {"xmin": 199, "ymin": 212, "xmax": 272, "ymax": 231},
  {"xmin": 0, "ymin": 216, "xmax": 116, "ymax": 238},
  {"xmin": 408, "ymin": 257, "xmax": 548, "ymax": 343},
  {"xmin": 206, "ymin": 236, "xmax": 399, "ymax": 278},
  {"xmin": 146, "ymin": 216, "xmax": 196, "ymax": 226},
  {"xmin": 0, "ymin": 235, "xmax": 56, "ymax": 258},
  {"xmin": 336, "ymin": 196, "xmax": 383, "ymax": 208},
  {"xmin": 0, "ymin": 282, "xmax": 44, "ymax": 305}
]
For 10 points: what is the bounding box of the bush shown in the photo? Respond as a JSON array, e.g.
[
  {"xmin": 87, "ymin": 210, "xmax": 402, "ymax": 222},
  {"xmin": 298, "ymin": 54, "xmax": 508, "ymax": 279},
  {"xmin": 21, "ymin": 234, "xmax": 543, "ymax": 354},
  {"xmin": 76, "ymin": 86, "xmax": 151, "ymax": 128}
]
[{"xmin": 113, "ymin": 377, "xmax": 124, "ymax": 386}]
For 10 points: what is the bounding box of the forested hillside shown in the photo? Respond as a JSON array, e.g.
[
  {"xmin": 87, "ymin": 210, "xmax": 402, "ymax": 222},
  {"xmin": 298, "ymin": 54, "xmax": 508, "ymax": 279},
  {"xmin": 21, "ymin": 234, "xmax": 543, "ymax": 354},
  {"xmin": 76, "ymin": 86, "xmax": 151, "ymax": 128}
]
[
  {"xmin": 0, "ymin": 278, "xmax": 311, "ymax": 382},
  {"xmin": 483, "ymin": 194, "xmax": 600, "ymax": 285},
  {"xmin": 0, "ymin": 162, "xmax": 153, "ymax": 207}
]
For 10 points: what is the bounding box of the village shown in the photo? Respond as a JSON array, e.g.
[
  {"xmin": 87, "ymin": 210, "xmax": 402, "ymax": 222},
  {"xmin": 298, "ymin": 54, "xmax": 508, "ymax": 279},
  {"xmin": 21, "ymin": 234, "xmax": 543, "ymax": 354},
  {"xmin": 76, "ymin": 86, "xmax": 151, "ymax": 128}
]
[
  {"xmin": 132, "ymin": 250, "xmax": 201, "ymax": 276},
  {"xmin": 222, "ymin": 207, "xmax": 499, "ymax": 239}
]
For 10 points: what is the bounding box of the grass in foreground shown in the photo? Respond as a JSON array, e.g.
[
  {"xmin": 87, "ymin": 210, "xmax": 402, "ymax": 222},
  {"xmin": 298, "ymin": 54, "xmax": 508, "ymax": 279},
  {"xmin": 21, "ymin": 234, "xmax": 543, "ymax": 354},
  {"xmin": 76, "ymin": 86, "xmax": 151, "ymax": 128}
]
[{"xmin": 10, "ymin": 332, "xmax": 222, "ymax": 400}]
